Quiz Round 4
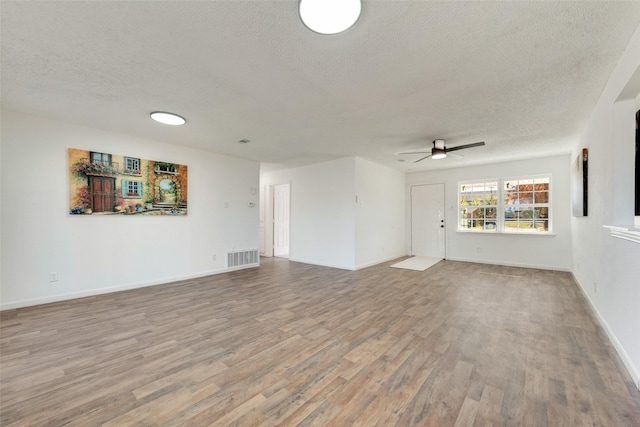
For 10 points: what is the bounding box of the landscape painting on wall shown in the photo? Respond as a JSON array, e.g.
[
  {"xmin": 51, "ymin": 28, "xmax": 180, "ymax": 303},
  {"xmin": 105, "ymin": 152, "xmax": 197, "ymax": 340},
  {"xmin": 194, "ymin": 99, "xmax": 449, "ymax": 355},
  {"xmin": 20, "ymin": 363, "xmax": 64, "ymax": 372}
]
[
  {"xmin": 69, "ymin": 148, "xmax": 188, "ymax": 215},
  {"xmin": 572, "ymin": 148, "xmax": 588, "ymax": 217}
]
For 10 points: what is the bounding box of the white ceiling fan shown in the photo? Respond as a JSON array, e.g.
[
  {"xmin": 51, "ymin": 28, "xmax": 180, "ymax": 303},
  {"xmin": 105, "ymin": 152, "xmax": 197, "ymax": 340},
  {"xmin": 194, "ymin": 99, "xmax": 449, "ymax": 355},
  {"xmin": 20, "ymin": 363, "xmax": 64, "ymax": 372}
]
[{"xmin": 399, "ymin": 139, "xmax": 485, "ymax": 163}]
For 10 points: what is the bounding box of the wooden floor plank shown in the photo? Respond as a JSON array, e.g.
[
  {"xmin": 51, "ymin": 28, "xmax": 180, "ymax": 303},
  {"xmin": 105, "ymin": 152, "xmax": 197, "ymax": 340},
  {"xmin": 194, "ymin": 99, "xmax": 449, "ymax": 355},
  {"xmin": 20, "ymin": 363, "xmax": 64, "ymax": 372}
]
[{"xmin": 2, "ymin": 257, "xmax": 639, "ymax": 426}]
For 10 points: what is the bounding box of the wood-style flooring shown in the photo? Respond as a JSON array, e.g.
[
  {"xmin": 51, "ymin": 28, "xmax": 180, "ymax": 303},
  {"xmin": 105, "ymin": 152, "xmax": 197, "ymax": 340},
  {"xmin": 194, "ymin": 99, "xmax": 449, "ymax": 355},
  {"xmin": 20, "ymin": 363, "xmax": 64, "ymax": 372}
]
[{"xmin": 1, "ymin": 258, "xmax": 639, "ymax": 426}]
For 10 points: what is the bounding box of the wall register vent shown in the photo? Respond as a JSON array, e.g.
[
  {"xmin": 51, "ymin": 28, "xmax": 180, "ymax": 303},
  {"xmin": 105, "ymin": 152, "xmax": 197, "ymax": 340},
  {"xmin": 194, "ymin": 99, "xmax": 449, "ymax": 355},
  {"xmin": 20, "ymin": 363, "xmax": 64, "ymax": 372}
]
[{"xmin": 227, "ymin": 249, "xmax": 259, "ymax": 268}]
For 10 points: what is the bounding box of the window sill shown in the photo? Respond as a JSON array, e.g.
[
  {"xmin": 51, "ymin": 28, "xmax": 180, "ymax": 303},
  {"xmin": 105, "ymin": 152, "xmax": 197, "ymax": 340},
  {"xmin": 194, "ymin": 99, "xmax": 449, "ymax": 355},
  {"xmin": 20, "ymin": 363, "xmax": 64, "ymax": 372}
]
[
  {"xmin": 457, "ymin": 230, "xmax": 556, "ymax": 236},
  {"xmin": 603, "ymin": 225, "xmax": 640, "ymax": 244}
]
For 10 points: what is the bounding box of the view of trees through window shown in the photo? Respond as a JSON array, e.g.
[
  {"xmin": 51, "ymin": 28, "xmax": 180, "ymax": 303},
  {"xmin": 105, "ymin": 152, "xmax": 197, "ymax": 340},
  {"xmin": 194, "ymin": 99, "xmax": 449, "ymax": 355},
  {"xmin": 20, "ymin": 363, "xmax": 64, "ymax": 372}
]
[{"xmin": 459, "ymin": 176, "xmax": 550, "ymax": 233}]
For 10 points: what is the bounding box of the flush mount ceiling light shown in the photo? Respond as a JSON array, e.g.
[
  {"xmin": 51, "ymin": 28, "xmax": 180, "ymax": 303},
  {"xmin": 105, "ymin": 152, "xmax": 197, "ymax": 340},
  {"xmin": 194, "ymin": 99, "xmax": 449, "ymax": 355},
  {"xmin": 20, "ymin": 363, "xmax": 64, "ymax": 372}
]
[
  {"xmin": 150, "ymin": 111, "xmax": 186, "ymax": 126},
  {"xmin": 299, "ymin": 0, "xmax": 362, "ymax": 35}
]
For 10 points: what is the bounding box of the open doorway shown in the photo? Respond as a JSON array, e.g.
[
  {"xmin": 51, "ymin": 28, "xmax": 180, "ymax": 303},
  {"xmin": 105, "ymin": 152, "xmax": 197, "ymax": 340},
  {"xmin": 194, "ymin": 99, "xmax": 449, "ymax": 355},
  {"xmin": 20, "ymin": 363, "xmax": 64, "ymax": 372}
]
[
  {"xmin": 259, "ymin": 181, "xmax": 291, "ymax": 259},
  {"xmin": 273, "ymin": 183, "xmax": 290, "ymax": 258}
]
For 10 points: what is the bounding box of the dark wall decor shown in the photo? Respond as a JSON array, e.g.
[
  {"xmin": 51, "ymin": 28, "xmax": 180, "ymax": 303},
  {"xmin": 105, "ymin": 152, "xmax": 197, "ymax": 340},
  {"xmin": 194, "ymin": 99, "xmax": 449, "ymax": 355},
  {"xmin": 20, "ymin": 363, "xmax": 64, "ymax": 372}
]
[{"xmin": 572, "ymin": 148, "xmax": 588, "ymax": 217}]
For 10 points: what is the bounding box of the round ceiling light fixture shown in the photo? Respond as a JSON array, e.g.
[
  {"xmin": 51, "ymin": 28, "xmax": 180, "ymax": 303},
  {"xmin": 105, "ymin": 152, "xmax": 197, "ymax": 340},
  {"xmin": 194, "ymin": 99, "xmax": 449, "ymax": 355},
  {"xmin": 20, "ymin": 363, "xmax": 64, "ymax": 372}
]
[
  {"xmin": 299, "ymin": 0, "xmax": 362, "ymax": 35},
  {"xmin": 150, "ymin": 111, "xmax": 186, "ymax": 126}
]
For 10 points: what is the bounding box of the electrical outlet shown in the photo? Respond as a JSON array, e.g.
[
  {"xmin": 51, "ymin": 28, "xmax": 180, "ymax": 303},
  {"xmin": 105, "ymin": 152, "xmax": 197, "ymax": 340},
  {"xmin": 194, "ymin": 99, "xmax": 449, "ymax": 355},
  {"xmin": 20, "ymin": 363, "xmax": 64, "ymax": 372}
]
[
  {"xmin": 212, "ymin": 254, "xmax": 217, "ymax": 262},
  {"xmin": 49, "ymin": 272, "xmax": 58, "ymax": 282}
]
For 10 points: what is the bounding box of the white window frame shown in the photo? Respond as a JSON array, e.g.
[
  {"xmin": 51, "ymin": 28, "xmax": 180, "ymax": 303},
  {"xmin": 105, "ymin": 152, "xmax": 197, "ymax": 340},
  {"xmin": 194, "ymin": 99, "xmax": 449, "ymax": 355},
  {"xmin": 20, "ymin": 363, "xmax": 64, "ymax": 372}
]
[
  {"xmin": 458, "ymin": 174, "xmax": 552, "ymax": 234},
  {"xmin": 459, "ymin": 180, "xmax": 499, "ymax": 233}
]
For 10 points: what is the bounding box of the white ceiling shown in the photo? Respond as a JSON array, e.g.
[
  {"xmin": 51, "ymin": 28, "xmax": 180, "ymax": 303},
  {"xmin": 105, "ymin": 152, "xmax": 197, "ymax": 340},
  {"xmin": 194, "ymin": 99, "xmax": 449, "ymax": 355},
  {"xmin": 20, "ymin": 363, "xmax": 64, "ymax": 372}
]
[{"xmin": 2, "ymin": 1, "xmax": 640, "ymax": 173}]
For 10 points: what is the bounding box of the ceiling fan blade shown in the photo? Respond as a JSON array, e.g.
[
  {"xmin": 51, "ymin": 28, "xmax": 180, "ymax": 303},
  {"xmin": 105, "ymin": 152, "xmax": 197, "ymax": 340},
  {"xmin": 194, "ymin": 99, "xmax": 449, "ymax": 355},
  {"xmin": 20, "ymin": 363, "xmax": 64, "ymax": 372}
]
[
  {"xmin": 445, "ymin": 141, "xmax": 485, "ymax": 152},
  {"xmin": 413, "ymin": 155, "xmax": 432, "ymax": 163},
  {"xmin": 398, "ymin": 151, "xmax": 431, "ymax": 155}
]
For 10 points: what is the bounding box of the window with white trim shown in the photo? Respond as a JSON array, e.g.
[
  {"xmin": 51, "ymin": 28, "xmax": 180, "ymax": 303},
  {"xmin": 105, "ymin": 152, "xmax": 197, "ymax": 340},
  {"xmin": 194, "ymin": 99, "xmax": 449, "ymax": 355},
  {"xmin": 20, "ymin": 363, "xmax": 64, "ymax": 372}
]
[
  {"xmin": 459, "ymin": 175, "xmax": 551, "ymax": 234},
  {"xmin": 459, "ymin": 181, "xmax": 498, "ymax": 232}
]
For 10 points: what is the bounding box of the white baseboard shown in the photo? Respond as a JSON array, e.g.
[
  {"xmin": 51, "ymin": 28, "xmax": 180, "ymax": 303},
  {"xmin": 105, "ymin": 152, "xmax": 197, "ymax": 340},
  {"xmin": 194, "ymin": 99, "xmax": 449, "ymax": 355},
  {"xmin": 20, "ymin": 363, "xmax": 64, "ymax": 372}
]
[
  {"xmin": 0, "ymin": 264, "xmax": 258, "ymax": 311},
  {"xmin": 445, "ymin": 256, "xmax": 572, "ymax": 272},
  {"xmin": 572, "ymin": 273, "xmax": 640, "ymax": 391}
]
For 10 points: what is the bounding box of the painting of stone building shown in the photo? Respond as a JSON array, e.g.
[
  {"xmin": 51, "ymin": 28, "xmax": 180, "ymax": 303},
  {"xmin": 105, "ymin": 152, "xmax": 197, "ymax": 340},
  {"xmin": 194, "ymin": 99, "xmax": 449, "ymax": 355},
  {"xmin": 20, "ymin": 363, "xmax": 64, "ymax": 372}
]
[{"xmin": 68, "ymin": 148, "xmax": 188, "ymax": 215}]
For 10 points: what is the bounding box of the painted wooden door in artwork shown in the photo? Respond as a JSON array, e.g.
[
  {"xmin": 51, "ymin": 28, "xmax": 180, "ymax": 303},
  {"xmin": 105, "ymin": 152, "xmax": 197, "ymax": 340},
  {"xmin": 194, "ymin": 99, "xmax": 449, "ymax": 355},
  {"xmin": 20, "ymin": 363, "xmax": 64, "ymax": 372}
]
[
  {"xmin": 90, "ymin": 177, "xmax": 115, "ymax": 213},
  {"xmin": 411, "ymin": 183, "xmax": 445, "ymax": 258}
]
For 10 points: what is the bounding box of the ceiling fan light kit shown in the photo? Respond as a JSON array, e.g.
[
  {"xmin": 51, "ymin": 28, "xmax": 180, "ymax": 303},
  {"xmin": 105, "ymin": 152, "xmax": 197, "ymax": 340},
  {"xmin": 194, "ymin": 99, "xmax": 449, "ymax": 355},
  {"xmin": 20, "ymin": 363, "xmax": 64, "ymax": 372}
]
[
  {"xmin": 431, "ymin": 148, "xmax": 447, "ymax": 160},
  {"xmin": 400, "ymin": 139, "xmax": 486, "ymax": 163}
]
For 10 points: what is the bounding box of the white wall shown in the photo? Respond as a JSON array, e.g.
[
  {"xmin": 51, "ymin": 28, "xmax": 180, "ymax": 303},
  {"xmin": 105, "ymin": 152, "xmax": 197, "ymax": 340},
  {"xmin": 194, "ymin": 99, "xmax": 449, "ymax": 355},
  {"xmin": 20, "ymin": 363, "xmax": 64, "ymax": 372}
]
[
  {"xmin": 407, "ymin": 155, "xmax": 573, "ymax": 271},
  {"xmin": 261, "ymin": 156, "xmax": 406, "ymax": 270},
  {"xmin": 1, "ymin": 110, "xmax": 260, "ymax": 309},
  {"xmin": 261, "ymin": 157, "xmax": 356, "ymax": 270},
  {"xmin": 354, "ymin": 157, "xmax": 406, "ymax": 269},
  {"xmin": 571, "ymin": 24, "xmax": 640, "ymax": 389}
]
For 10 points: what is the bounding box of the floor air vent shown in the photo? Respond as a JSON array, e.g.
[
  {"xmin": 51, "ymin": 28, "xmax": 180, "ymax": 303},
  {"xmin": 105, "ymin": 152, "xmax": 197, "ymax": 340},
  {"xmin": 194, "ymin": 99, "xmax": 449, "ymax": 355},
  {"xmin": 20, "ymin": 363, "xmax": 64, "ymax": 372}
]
[{"xmin": 227, "ymin": 249, "xmax": 259, "ymax": 268}]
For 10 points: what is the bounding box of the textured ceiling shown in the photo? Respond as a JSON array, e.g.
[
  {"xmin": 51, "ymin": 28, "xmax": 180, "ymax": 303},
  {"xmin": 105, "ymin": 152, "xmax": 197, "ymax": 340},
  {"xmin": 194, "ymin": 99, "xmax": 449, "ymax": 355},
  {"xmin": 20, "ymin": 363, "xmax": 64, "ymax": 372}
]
[{"xmin": 2, "ymin": 1, "xmax": 640, "ymax": 172}]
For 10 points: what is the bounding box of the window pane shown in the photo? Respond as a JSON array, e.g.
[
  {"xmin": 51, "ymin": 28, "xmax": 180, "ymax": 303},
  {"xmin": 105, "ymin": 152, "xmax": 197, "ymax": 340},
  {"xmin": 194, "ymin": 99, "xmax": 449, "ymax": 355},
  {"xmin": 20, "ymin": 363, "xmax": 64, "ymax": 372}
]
[
  {"xmin": 534, "ymin": 191, "xmax": 549, "ymax": 203},
  {"xmin": 484, "ymin": 220, "xmax": 497, "ymax": 231},
  {"xmin": 504, "ymin": 219, "xmax": 519, "ymax": 231},
  {"xmin": 518, "ymin": 187, "xmax": 533, "ymax": 204},
  {"xmin": 504, "ymin": 207, "xmax": 515, "ymax": 219},
  {"xmin": 486, "ymin": 191, "xmax": 497, "ymax": 206},
  {"xmin": 472, "ymin": 208, "xmax": 485, "ymax": 219},
  {"xmin": 535, "ymin": 220, "xmax": 549, "ymax": 232},
  {"xmin": 472, "ymin": 192, "xmax": 487, "ymax": 205},
  {"xmin": 486, "ymin": 207, "xmax": 497, "ymax": 219},
  {"xmin": 535, "ymin": 207, "xmax": 549, "ymax": 219},
  {"xmin": 485, "ymin": 181, "xmax": 498, "ymax": 191},
  {"xmin": 518, "ymin": 207, "xmax": 534, "ymax": 219},
  {"xmin": 504, "ymin": 180, "xmax": 517, "ymax": 204},
  {"xmin": 534, "ymin": 177, "xmax": 550, "ymax": 187},
  {"xmin": 518, "ymin": 221, "xmax": 535, "ymax": 231}
]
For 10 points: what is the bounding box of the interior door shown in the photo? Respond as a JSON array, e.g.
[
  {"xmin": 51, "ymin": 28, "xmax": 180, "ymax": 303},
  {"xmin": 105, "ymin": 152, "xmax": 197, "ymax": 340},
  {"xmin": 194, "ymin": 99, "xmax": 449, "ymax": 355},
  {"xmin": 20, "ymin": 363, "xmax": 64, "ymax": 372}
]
[
  {"xmin": 89, "ymin": 176, "xmax": 115, "ymax": 213},
  {"xmin": 259, "ymin": 185, "xmax": 266, "ymax": 256},
  {"xmin": 273, "ymin": 183, "xmax": 290, "ymax": 258},
  {"xmin": 411, "ymin": 184, "xmax": 445, "ymax": 258}
]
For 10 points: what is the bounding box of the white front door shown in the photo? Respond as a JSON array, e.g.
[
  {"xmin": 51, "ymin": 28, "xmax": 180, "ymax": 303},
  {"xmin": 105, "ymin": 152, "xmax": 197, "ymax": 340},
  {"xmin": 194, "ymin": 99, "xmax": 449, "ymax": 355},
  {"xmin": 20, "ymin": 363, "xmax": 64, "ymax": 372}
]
[
  {"xmin": 411, "ymin": 184, "xmax": 445, "ymax": 258},
  {"xmin": 273, "ymin": 183, "xmax": 290, "ymax": 258}
]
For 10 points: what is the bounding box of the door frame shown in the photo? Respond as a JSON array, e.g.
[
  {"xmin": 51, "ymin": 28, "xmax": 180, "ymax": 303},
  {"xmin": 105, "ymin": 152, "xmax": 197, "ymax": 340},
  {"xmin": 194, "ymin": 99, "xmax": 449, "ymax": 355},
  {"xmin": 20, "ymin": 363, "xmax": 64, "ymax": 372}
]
[
  {"xmin": 409, "ymin": 182, "xmax": 446, "ymax": 258},
  {"xmin": 262, "ymin": 182, "xmax": 291, "ymax": 258},
  {"xmin": 273, "ymin": 183, "xmax": 290, "ymax": 258}
]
